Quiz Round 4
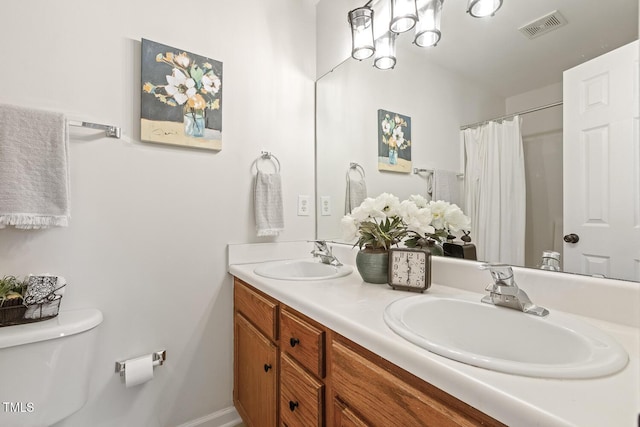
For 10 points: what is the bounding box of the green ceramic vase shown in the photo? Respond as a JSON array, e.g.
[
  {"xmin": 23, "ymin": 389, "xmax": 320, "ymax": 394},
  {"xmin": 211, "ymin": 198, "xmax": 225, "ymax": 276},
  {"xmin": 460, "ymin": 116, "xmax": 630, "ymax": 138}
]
[{"xmin": 355, "ymin": 249, "xmax": 389, "ymax": 284}]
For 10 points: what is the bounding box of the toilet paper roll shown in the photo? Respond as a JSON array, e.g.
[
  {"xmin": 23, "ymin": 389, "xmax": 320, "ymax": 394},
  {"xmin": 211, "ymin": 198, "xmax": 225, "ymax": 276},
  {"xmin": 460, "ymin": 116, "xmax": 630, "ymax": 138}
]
[{"xmin": 124, "ymin": 354, "xmax": 154, "ymax": 388}]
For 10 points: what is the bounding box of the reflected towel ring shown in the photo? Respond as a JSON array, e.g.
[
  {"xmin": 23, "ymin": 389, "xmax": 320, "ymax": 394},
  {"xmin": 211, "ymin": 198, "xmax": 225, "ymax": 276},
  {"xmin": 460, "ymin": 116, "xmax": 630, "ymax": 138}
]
[
  {"xmin": 253, "ymin": 151, "xmax": 281, "ymax": 173},
  {"xmin": 348, "ymin": 162, "xmax": 365, "ymax": 178}
]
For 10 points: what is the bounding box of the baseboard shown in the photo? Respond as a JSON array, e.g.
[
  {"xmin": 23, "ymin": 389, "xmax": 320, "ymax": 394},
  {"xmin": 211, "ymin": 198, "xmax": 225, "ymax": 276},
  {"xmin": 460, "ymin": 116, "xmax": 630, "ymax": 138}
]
[{"xmin": 175, "ymin": 406, "xmax": 241, "ymax": 427}]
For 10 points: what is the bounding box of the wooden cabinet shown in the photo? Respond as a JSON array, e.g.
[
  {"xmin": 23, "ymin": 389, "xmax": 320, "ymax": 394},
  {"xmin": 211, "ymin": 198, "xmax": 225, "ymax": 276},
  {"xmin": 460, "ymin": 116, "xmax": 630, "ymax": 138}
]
[
  {"xmin": 234, "ymin": 280, "xmax": 279, "ymax": 427},
  {"xmin": 233, "ymin": 277, "xmax": 504, "ymax": 427},
  {"xmin": 280, "ymin": 352, "xmax": 324, "ymax": 427}
]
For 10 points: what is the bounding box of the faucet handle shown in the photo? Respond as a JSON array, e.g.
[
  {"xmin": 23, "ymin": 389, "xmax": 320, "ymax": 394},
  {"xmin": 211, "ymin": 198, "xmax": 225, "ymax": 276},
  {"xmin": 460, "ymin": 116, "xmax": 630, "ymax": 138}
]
[{"xmin": 479, "ymin": 263, "xmax": 515, "ymax": 286}]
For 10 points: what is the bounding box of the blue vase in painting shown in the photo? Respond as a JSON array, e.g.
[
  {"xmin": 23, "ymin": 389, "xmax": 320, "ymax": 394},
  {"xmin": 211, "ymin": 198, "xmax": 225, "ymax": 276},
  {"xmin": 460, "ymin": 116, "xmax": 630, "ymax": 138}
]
[
  {"xmin": 388, "ymin": 148, "xmax": 398, "ymax": 165},
  {"xmin": 184, "ymin": 106, "xmax": 205, "ymax": 138}
]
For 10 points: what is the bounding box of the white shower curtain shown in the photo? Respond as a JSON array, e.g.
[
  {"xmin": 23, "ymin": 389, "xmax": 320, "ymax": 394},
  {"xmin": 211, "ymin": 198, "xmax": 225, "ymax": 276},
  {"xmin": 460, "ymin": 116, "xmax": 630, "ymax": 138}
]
[{"xmin": 462, "ymin": 116, "xmax": 526, "ymax": 265}]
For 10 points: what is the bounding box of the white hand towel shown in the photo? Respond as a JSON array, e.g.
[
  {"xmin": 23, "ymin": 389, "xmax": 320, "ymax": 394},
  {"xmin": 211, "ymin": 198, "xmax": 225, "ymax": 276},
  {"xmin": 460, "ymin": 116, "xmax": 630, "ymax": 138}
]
[
  {"xmin": 432, "ymin": 169, "xmax": 461, "ymax": 206},
  {"xmin": 254, "ymin": 170, "xmax": 284, "ymax": 236},
  {"xmin": 0, "ymin": 104, "xmax": 69, "ymax": 229},
  {"xmin": 345, "ymin": 174, "xmax": 367, "ymax": 214}
]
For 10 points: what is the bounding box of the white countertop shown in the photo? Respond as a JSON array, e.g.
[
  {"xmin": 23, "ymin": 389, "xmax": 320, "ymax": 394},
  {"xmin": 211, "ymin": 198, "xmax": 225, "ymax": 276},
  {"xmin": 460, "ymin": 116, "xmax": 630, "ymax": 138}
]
[{"xmin": 228, "ymin": 246, "xmax": 639, "ymax": 427}]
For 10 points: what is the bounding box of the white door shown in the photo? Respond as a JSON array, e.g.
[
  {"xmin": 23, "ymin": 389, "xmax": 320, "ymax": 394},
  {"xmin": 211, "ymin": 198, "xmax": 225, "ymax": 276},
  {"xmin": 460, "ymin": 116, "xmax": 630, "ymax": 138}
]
[{"xmin": 563, "ymin": 40, "xmax": 639, "ymax": 281}]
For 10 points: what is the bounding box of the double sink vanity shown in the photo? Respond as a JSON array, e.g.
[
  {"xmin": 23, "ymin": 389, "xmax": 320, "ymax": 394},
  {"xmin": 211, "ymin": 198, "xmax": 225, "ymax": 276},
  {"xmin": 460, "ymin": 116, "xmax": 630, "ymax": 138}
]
[{"xmin": 228, "ymin": 241, "xmax": 639, "ymax": 426}]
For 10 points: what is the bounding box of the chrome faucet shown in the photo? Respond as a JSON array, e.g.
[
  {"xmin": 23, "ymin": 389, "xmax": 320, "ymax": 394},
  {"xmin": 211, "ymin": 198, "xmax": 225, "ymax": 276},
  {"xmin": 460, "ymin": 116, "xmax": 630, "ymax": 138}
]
[
  {"xmin": 480, "ymin": 263, "xmax": 549, "ymax": 317},
  {"xmin": 310, "ymin": 240, "xmax": 342, "ymax": 266}
]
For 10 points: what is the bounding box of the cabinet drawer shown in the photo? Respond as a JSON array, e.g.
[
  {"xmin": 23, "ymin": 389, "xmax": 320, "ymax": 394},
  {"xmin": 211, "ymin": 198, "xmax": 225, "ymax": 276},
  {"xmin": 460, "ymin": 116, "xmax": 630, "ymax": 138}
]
[
  {"xmin": 234, "ymin": 278, "xmax": 278, "ymax": 342},
  {"xmin": 280, "ymin": 309, "xmax": 325, "ymax": 378},
  {"xmin": 332, "ymin": 340, "xmax": 503, "ymax": 427},
  {"xmin": 280, "ymin": 353, "xmax": 324, "ymax": 427}
]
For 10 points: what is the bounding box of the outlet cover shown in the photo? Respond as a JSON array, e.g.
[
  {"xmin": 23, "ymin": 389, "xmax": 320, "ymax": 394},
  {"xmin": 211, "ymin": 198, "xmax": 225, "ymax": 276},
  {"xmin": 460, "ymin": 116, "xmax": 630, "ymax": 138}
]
[
  {"xmin": 297, "ymin": 195, "xmax": 310, "ymax": 216},
  {"xmin": 321, "ymin": 196, "xmax": 331, "ymax": 216}
]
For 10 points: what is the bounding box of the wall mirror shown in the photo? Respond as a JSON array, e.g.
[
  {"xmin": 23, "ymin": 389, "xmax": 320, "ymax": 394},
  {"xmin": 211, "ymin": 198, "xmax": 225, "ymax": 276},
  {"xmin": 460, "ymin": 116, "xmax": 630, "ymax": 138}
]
[{"xmin": 315, "ymin": 0, "xmax": 639, "ymax": 281}]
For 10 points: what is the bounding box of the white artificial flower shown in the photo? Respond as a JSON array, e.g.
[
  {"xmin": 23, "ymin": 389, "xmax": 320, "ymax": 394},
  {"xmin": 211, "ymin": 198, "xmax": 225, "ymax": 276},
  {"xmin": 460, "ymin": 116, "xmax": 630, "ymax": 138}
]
[
  {"xmin": 443, "ymin": 203, "xmax": 471, "ymax": 231},
  {"xmin": 428, "ymin": 200, "xmax": 450, "ymax": 231},
  {"xmin": 408, "ymin": 194, "xmax": 429, "ymax": 209},
  {"xmin": 373, "ymin": 193, "xmax": 401, "ymax": 217},
  {"xmin": 341, "ymin": 215, "xmax": 359, "ymax": 241},
  {"xmin": 351, "ymin": 198, "xmax": 380, "ymax": 221},
  {"xmin": 165, "ymin": 68, "xmax": 196, "ymax": 105},
  {"xmin": 400, "ymin": 200, "xmax": 434, "ymax": 235}
]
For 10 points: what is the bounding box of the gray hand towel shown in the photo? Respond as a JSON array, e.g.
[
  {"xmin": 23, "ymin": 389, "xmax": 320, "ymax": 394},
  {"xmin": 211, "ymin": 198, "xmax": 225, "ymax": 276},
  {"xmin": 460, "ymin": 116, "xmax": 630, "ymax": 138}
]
[
  {"xmin": 254, "ymin": 170, "xmax": 284, "ymax": 236},
  {"xmin": 0, "ymin": 104, "xmax": 70, "ymax": 229},
  {"xmin": 345, "ymin": 174, "xmax": 367, "ymax": 214},
  {"xmin": 432, "ymin": 169, "xmax": 460, "ymax": 205}
]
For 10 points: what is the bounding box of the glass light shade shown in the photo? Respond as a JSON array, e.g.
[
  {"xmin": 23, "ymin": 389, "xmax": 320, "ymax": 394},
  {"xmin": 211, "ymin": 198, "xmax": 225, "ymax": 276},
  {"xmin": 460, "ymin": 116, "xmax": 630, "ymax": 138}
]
[
  {"xmin": 467, "ymin": 0, "xmax": 502, "ymax": 18},
  {"xmin": 348, "ymin": 7, "xmax": 375, "ymax": 60},
  {"xmin": 374, "ymin": 33, "xmax": 397, "ymax": 70},
  {"xmin": 390, "ymin": 0, "xmax": 418, "ymax": 33},
  {"xmin": 414, "ymin": 0, "xmax": 443, "ymax": 47}
]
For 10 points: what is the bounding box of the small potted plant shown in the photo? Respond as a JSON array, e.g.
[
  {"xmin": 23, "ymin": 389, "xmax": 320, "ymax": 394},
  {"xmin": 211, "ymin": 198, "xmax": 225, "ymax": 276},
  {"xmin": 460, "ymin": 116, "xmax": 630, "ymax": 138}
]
[{"xmin": 0, "ymin": 275, "xmax": 27, "ymax": 326}]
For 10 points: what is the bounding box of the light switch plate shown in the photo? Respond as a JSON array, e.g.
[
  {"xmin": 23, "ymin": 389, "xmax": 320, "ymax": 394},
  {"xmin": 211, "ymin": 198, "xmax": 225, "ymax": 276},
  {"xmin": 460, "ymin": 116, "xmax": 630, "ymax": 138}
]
[
  {"xmin": 321, "ymin": 196, "xmax": 331, "ymax": 216},
  {"xmin": 298, "ymin": 195, "xmax": 310, "ymax": 216}
]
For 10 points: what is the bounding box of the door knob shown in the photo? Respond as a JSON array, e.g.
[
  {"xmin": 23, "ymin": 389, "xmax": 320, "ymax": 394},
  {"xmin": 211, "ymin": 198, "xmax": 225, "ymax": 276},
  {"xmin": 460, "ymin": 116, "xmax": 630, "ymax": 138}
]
[{"xmin": 563, "ymin": 233, "xmax": 579, "ymax": 244}]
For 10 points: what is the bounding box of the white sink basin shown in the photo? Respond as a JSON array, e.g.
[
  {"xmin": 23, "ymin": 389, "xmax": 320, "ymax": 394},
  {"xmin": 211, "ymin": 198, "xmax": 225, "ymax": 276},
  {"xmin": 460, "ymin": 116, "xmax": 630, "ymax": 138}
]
[
  {"xmin": 383, "ymin": 294, "xmax": 628, "ymax": 379},
  {"xmin": 253, "ymin": 259, "xmax": 353, "ymax": 281}
]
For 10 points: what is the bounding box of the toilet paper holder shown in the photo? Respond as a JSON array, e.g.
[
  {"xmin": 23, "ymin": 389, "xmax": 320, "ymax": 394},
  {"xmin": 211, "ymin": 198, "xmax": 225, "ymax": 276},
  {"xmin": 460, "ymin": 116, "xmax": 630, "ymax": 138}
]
[{"xmin": 115, "ymin": 350, "xmax": 166, "ymax": 376}]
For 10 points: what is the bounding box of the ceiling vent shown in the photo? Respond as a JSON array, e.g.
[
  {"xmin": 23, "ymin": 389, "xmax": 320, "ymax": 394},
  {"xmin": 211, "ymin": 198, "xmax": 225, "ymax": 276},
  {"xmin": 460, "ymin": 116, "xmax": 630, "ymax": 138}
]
[{"xmin": 518, "ymin": 10, "xmax": 568, "ymax": 40}]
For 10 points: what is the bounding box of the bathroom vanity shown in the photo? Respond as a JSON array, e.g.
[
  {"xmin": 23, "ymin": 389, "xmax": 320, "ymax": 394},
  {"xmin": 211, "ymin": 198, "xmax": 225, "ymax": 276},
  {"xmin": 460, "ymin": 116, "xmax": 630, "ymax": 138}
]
[{"xmin": 229, "ymin": 243, "xmax": 639, "ymax": 427}]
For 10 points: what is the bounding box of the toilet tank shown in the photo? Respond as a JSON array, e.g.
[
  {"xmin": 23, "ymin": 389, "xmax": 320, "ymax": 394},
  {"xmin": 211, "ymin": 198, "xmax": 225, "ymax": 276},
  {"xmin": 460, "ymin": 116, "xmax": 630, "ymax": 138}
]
[{"xmin": 0, "ymin": 309, "xmax": 103, "ymax": 427}]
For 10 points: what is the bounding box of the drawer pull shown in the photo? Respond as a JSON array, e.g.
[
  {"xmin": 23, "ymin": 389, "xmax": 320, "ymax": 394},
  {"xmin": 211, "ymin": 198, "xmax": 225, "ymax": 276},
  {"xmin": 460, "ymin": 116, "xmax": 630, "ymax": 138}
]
[
  {"xmin": 289, "ymin": 400, "xmax": 299, "ymax": 412},
  {"xmin": 264, "ymin": 363, "xmax": 272, "ymax": 372},
  {"xmin": 289, "ymin": 337, "xmax": 300, "ymax": 347}
]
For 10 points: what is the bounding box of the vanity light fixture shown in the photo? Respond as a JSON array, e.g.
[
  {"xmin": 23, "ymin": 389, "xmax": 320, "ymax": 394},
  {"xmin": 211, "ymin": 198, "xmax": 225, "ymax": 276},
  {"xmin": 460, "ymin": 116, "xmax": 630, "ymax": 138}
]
[
  {"xmin": 390, "ymin": 0, "xmax": 419, "ymax": 34},
  {"xmin": 374, "ymin": 32, "xmax": 397, "ymax": 70},
  {"xmin": 348, "ymin": 4, "xmax": 376, "ymax": 60},
  {"xmin": 414, "ymin": 0, "xmax": 444, "ymax": 47},
  {"xmin": 348, "ymin": 0, "xmax": 504, "ymax": 69},
  {"xmin": 467, "ymin": 0, "xmax": 503, "ymax": 18}
]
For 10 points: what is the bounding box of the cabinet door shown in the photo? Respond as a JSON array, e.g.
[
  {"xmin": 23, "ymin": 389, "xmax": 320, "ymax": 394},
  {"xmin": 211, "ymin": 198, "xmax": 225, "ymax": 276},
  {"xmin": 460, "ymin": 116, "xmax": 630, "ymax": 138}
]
[
  {"xmin": 234, "ymin": 313, "xmax": 278, "ymax": 427},
  {"xmin": 280, "ymin": 353, "xmax": 324, "ymax": 427},
  {"xmin": 333, "ymin": 399, "xmax": 370, "ymax": 427}
]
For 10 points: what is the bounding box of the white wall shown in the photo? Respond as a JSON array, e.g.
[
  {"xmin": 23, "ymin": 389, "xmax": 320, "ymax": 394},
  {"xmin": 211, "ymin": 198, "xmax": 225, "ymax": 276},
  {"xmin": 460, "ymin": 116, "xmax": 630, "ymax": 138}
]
[
  {"xmin": 0, "ymin": 1, "xmax": 316, "ymax": 426},
  {"xmin": 506, "ymin": 83, "xmax": 563, "ymax": 269}
]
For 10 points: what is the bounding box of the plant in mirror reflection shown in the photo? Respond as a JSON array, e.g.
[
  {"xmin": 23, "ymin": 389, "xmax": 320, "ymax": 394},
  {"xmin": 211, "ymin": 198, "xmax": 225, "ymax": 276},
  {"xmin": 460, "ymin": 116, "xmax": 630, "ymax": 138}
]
[
  {"xmin": 341, "ymin": 193, "xmax": 408, "ymax": 250},
  {"xmin": 342, "ymin": 194, "xmax": 471, "ymax": 250}
]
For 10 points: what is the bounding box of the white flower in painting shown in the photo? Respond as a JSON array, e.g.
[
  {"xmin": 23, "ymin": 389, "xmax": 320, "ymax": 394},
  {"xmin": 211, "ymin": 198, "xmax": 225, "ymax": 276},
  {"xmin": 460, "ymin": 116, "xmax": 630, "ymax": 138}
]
[
  {"xmin": 165, "ymin": 68, "xmax": 196, "ymax": 105},
  {"xmin": 392, "ymin": 125, "xmax": 405, "ymax": 146},
  {"xmin": 381, "ymin": 118, "xmax": 392, "ymax": 135},
  {"xmin": 202, "ymin": 73, "xmax": 221, "ymax": 94},
  {"xmin": 174, "ymin": 53, "xmax": 191, "ymax": 68}
]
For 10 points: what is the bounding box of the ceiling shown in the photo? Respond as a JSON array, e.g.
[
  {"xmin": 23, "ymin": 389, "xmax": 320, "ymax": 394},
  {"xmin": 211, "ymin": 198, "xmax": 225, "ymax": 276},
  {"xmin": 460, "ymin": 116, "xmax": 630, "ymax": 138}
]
[{"xmin": 386, "ymin": 0, "xmax": 638, "ymax": 98}]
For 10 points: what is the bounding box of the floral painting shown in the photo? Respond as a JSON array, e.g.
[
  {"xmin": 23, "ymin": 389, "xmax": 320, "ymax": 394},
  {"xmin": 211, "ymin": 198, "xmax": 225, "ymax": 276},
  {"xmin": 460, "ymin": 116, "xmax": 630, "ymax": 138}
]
[
  {"xmin": 378, "ymin": 109, "xmax": 411, "ymax": 173},
  {"xmin": 141, "ymin": 39, "xmax": 223, "ymax": 150}
]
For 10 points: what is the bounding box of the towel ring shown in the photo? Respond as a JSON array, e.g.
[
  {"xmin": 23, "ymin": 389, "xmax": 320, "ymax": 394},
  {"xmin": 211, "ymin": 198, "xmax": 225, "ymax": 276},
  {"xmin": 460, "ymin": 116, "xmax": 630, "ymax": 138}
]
[
  {"xmin": 253, "ymin": 151, "xmax": 281, "ymax": 173},
  {"xmin": 348, "ymin": 162, "xmax": 365, "ymax": 178}
]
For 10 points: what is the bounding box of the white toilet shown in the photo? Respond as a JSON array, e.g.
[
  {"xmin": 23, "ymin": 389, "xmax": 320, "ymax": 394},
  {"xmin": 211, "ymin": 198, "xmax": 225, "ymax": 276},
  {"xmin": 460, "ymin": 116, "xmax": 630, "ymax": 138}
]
[{"xmin": 0, "ymin": 309, "xmax": 103, "ymax": 427}]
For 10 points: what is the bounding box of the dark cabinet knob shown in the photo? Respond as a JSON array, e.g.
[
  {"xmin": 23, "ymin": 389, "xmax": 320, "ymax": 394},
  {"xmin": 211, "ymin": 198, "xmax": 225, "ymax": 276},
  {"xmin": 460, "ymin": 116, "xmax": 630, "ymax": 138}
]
[
  {"xmin": 263, "ymin": 364, "xmax": 272, "ymax": 372},
  {"xmin": 289, "ymin": 401, "xmax": 299, "ymax": 412},
  {"xmin": 289, "ymin": 338, "xmax": 300, "ymax": 347},
  {"xmin": 563, "ymin": 233, "xmax": 580, "ymax": 244}
]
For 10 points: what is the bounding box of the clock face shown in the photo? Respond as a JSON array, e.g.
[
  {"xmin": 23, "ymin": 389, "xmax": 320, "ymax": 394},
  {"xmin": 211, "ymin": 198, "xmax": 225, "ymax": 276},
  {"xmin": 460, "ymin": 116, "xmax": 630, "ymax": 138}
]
[{"xmin": 389, "ymin": 249, "xmax": 429, "ymax": 290}]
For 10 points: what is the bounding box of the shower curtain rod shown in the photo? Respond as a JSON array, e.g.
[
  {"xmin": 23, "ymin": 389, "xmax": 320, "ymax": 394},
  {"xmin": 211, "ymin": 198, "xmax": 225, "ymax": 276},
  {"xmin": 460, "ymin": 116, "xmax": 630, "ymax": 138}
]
[{"xmin": 460, "ymin": 101, "xmax": 563, "ymax": 131}]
